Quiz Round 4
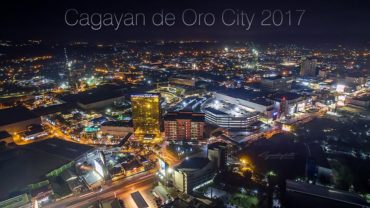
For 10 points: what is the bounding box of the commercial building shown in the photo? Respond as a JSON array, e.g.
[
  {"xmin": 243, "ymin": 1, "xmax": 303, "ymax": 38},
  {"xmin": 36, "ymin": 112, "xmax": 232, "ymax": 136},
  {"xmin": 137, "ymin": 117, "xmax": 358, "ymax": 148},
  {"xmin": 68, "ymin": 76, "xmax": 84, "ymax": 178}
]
[
  {"xmin": 164, "ymin": 111, "xmax": 205, "ymax": 141},
  {"xmin": 61, "ymin": 85, "xmax": 125, "ymax": 110},
  {"xmin": 300, "ymin": 58, "xmax": 317, "ymax": 77},
  {"xmin": 100, "ymin": 120, "xmax": 133, "ymax": 138},
  {"xmin": 260, "ymin": 76, "xmax": 293, "ymax": 92},
  {"xmin": 131, "ymin": 93, "xmax": 161, "ymax": 140},
  {"xmin": 213, "ymin": 89, "xmax": 275, "ymax": 118},
  {"xmin": 204, "ymin": 107, "xmax": 259, "ymax": 129},
  {"xmin": 0, "ymin": 106, "xmax": 41, "ymax": 134},
  {"xmin": 173, "ymin": 157, "xmax": 215, "ymax": 194},
  {"xmin": 266, "ymin": 92, "xmax": 310, "ymax": 117}
]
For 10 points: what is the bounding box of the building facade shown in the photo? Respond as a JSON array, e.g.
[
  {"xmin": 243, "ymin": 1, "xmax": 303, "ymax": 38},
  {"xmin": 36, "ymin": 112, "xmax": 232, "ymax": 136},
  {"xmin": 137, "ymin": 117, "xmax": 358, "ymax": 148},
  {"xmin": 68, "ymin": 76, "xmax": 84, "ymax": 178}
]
[
  {"xmin": 164, "ymin": 111, "xmax": 205, "ymax": 140},
  {"xmin": 131, "ymin": 94, "xmax": 161, "ymax": 141},
  {"xmin": 300, "ymin": 59, "xmax": 317, "ymax": 77}
]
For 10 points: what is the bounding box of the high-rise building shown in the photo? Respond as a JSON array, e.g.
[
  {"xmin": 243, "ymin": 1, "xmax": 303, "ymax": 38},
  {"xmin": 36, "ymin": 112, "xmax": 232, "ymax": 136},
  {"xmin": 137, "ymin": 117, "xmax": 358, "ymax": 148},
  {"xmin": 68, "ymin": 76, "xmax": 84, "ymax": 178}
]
[
  {"xmin": 164, "ymin": 111, "xmax": 205, "ymax": 140},
  {"xmin": 300, "ymin": 59, "xmax": 317, "ymax": 77},
  {"xmin": 131, "ymin": 93, "xmax": 161, "ymax": 141}
]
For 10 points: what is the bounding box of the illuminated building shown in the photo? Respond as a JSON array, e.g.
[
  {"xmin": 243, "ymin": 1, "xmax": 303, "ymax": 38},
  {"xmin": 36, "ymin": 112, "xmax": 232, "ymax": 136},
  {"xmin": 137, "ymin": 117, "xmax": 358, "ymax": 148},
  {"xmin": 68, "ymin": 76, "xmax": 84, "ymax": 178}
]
[
  {"xmin": 131, "ymin": 93, "xmax": 161, "ymax": 140},
  {"xmin": 164, "ymin": 111, "xmax": 204, "ymax": 140}
]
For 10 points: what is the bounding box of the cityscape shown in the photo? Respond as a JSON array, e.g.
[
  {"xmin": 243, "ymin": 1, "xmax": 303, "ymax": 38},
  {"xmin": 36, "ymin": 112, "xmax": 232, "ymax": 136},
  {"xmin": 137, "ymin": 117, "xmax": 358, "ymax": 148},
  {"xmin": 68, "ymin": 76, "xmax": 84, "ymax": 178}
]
[{"xmin": 0, "ymin": 1, "xmax": 370, "ymax": 208}]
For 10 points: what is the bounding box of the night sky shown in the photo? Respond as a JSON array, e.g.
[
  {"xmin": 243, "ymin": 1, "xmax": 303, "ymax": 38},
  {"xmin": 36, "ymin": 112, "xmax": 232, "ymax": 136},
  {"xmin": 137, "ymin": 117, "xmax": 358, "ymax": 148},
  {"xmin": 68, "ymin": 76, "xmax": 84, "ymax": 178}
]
[{"xmin": 1, "ymin": 0, "xmax": 370, "ymax": 44}]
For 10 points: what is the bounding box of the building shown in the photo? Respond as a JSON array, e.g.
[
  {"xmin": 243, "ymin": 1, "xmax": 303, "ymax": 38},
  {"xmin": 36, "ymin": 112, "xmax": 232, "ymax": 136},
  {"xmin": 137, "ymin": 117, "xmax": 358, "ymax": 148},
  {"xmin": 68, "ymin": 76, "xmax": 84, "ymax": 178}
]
[
  {"xmin": 100, "ymin": 120, "xmax": 133, "ymax": 138},
  {"xmin": 260, "ymin": 76, "xmax": 293, "ymax": 92},
  {"xmin": 285, "ymin": 180, "xmax": 370, "ymax": 208},
  {"xmin": 0, "ymin": 106, "xmax": 41, "ymax": 134},
  {"xmin": 266, "ymin": 92, "xmax": 310, "ymax": 117},
  {"xmin": 173, "ymin": 157, "xmax": 215, "ymax": 194},
  {"xmin": 300, "ymin": 58, "xmax": 317, "ymax": 77},
  {"xmin": 213, "ymin": 89, "xmax": 275, "ymax": 118},
  {"xmin": 61, "ymin": 85, "xmax": 125, "ymax": 110},
  {"xmin": 207, "ymin": 142, "xmax": 227, "ymax": 171},
  {"xmin": 164, "ymin": 111, "xmax": 205, "ymax": 141},
  {"xmin": 131, "ymin": 93, "xmax": 161, "ymax": 141},
  {"xmin": 204, "ymin": 107, "xmax": 259, "ymax": 129},
  {"xmin": 169, "ymin": 75, "xmax": 196, "ymax": 87}
]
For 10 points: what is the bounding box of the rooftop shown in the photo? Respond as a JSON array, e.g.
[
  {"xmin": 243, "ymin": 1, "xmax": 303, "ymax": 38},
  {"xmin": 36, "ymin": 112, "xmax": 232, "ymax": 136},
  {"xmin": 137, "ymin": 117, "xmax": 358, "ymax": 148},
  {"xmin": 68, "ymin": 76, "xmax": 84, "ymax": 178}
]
[
  {"xmin": 215, "ymin": 88, "xmax": 273, "ymax": 106},
  {"xmin": 101, "ymin": 120, "xmax": 133, "ymax": 127},
  {"xmin": 0, "ymin": 138, "xmax": 92, "ymax": 199},
  {"xmin": 0, "ymin": 106, "xmax": 39, "ymax": 126},
  {"xmin": 164, "ymin": 111, "xmax": 205, "ymax": 122},
  {"xmin": 176, "ymin": 157, "xmax": 210, "ymax": 170}
]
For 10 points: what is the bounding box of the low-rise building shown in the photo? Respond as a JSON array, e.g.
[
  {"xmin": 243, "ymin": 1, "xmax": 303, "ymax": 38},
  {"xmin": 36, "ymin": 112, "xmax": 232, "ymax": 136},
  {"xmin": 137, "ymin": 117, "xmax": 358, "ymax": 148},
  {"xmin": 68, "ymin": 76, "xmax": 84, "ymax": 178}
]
[
  {"xmin": 0, "ymin": 106, "xmax": 41, "ymax": 134},
  {"xmin": 100, "ymin": 120, "xmax": 133, "ymax": 138}
]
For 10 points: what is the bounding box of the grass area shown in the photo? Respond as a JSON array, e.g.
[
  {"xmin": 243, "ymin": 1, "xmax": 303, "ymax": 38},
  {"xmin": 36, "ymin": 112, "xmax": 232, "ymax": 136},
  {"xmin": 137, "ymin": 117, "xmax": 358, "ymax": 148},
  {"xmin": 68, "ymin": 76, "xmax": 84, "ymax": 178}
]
[{"xmin": 229, "ymin": 193, "xmax": 258, "ymax": 208}]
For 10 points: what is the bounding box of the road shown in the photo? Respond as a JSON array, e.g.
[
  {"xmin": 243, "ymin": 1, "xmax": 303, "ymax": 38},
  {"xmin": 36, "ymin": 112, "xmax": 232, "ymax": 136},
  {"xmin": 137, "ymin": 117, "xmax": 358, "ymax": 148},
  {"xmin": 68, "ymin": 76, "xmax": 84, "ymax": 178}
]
[{"xmin": 45, "ymin": 170, "xmax": 156, "ymax": 208}]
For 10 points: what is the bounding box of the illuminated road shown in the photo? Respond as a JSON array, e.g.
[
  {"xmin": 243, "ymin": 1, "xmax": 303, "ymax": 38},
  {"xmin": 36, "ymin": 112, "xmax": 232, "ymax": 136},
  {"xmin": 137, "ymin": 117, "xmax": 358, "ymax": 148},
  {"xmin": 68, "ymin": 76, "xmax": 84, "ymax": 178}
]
[{"xmin": 44, "ymin": 170, "xmax": 156, "ymax": 208}]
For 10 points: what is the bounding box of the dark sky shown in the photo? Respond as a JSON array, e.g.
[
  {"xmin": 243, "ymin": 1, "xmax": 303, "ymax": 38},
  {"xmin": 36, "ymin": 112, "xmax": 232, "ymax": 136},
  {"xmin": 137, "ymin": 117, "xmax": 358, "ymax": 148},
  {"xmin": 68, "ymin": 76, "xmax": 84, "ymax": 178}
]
[{"xmin": 1, "ymin": 0, "xmax": 370, "ymax": 44}]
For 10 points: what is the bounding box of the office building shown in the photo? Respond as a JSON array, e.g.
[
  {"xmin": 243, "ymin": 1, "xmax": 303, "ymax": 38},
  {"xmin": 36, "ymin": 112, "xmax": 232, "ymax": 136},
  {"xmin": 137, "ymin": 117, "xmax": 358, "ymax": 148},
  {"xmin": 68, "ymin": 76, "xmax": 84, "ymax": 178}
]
[
  {"xmin": 131, "ymin": 93, "xmax": 161, "ymax": 140},
  {"xmin": 164, "ymin": 111, "xmax": 205, "ymax": 140}
]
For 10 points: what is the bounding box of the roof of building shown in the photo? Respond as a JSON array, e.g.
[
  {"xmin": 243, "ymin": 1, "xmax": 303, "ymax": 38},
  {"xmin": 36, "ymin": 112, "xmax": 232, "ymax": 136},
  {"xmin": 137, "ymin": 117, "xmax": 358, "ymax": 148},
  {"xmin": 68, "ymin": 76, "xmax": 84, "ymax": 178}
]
[
  {"xmin": 0, "ymin": 138, "xmax": 92, "ymax": 199},
  {"xmin": 204, "ymin": 107, "xmax": 228, "ymax": 116},
  {"xmin": 176, "ymin": 157, "xmax": 210, "ymax": 170},
  {"xmin": 215, "ymin": 88, "xmax": 273, "ymax": 106},
  {"xmin": 208, "ymin": 142, "xmax": 227, "ymax": 150},
  {"xmin": 164, "ymin": 111, "xmax": 205, "ymax": 122},
  {"xmin": 267, "ymin": 91, "xmax": 303, "ymax": 101},
  {"xmin": 61, "ymin": 85, "xmax": 124, "ymax": 105},
  {"xmin": 0, "ymin": 131, "xmax": 11, "ymax": 140},
  {"xmin": 0, "ymin": 106, "xmax": 39, "ymax": 126},
  {"xmin": 101, "ymin": 120, "xmax": 133, "ymax": 127}
]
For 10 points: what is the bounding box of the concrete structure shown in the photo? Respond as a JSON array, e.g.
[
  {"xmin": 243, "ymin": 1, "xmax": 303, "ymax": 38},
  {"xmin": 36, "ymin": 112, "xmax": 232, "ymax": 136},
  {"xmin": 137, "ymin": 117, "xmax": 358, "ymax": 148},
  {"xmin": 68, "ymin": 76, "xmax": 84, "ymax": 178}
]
[
  {"xmin": 207, "ymin": 142, "xmax": 227, "ymax": 171},
  {"xmin": 266, "ymin": 92, "xmax": 310, "ymax": 117},
  {"xmin": 204, "ymin": 107, "xmax": 259, "ymax": 129},
  {"xmin": 164, "ymin": 111, "xmax": 205, "ymax": 140},
  {"xmin": 0, "ymin": 106, "xmax": 41, "ymax": 134},
  {"xmin": 173, "ymin": 157, "xmax": 215, "ymax": 193},
  {"xmin": 260, "ymin": 76, "xmax": 293, "ymax": 92},
  {"xmin": 213, "ymin": 89, "xmax": 275, "ymax": 118},
  {"xmin": 300, "ymin": 58, "xmax": 317, "ymax": 77},
  {"xmin": 131, "ymin": 93, "xmax": 161, "ymax": 140},
  {"xmin": 100, "ymin": 120, "xmax": 133, "ymax": 138}
]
